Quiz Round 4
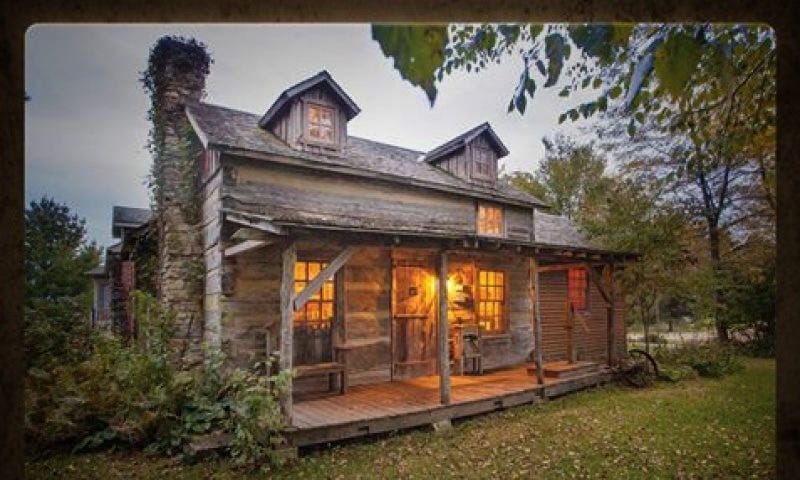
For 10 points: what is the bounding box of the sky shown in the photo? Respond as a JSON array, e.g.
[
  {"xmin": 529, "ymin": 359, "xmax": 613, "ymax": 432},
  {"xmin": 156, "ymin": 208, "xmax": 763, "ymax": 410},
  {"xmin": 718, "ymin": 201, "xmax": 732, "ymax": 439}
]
[{"xmin": 25, "ymin": 24, "xmax": 597, "ymax": 251}]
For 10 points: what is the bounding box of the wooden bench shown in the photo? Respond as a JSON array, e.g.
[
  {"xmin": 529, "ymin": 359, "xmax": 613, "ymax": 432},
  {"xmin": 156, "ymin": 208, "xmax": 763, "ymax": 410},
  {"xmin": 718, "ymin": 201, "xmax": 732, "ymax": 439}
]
[{"xmin": 294, "ymin": 362, "xmax": 347, "ymax": 394}]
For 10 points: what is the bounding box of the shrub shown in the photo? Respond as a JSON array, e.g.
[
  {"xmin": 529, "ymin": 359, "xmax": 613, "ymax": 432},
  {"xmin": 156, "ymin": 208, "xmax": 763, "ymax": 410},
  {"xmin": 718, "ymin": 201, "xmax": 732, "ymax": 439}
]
[
  {"xmin": 25, "ymin": 291, "xmax": 291, "ymax": 469},
  {"xmin": 654, "ymin": 341, "xmax": 744, "ymax": 379}
]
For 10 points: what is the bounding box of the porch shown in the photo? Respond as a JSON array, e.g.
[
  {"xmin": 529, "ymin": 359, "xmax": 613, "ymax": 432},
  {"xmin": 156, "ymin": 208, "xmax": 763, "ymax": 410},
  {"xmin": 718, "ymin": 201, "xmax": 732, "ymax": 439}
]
[{"xmin": 289, "ymin": 363, "xmax": 612, "ymax": 447}]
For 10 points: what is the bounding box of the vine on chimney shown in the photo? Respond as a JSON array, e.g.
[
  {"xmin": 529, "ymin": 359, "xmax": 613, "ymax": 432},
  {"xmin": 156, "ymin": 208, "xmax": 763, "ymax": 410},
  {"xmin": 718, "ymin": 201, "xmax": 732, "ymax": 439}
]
[{"xmin": 140, "ymin": 35, "xmax": 212, "ymax": 218}]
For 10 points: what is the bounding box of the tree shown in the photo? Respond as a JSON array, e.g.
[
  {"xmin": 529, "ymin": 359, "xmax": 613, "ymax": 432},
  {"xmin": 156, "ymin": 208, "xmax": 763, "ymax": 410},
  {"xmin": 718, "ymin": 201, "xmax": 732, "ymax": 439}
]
[
  {"xmin": 24, "ymin": 197, "xmax": 100, "ymax": 369},
  {"xmin": 373, "ymin": 23, "xmax": 776, "ymax": 341},
  {"xmin": 581, "ymin": 178, "xmax": 690, "ymax": 351},
  {"xmin": 507, "ymin": 135, "xmax": 611, "ymax": 222}
]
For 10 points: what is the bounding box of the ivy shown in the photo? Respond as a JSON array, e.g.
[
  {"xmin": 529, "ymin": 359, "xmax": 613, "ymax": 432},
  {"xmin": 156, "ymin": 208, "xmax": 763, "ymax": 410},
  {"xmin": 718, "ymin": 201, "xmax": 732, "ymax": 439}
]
[{"xmin": 140, "ymin": 36, "xmax": 212, "ymax": 218}]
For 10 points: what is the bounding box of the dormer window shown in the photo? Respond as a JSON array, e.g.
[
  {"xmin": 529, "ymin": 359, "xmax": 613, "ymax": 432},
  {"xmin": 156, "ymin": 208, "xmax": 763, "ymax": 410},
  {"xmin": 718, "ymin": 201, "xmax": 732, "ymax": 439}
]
[
  {"xmin": 477, "ymin": 203, "xmax": 504, "ymax": 237},
  {"xmin": 259, "ymin": 71, "xmax": 360, "ymax": 153},
  {"xmin": 423, "ymin": 123, "xmax": 508, "ymax": 186},
  {"xmin": 307, "ymin": 103, "xmax": 335, "ymax": 143},
  {"xmin": 473, "ymin": 146, "xmax": 493, "ymax": 179}
]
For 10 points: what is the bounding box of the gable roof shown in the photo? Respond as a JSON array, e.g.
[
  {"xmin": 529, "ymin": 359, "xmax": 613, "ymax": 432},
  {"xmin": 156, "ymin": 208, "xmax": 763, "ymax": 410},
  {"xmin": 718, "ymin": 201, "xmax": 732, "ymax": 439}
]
[
  {"xmin": 258, "ymin": 70, "xmax": 361, "ymax": 128},
  {"xmin": 112, "ymin": 206, "xmax": 151, "ymax": 237},
  {"xmin": 186, "ymin": 102, "xmax": 547, "ymax": 209},
  {"xmin": 423, "ymin": 122, "xmax": 510, "ymax": 164}
]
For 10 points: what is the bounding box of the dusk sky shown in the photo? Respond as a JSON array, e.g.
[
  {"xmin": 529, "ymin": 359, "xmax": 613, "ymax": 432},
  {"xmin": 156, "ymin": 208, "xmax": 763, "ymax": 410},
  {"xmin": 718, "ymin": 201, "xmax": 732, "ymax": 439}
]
[{"xmin": 25, "ymin": 24, "xmax": 598, "ymax": 251}]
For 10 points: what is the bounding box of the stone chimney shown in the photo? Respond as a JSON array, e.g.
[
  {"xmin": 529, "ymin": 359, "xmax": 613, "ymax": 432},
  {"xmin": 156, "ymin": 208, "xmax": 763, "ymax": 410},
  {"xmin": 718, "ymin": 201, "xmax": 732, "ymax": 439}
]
[{"xmin": 143, "ymin": 37, "xmax": 212, "ymax": 365}]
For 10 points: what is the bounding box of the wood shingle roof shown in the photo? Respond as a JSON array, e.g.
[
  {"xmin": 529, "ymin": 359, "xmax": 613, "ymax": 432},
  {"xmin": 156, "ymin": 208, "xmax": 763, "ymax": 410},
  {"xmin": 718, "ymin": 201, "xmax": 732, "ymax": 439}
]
[{"xmin": 186, "ymin": 102, "xmax": 547, "ymax": 209}]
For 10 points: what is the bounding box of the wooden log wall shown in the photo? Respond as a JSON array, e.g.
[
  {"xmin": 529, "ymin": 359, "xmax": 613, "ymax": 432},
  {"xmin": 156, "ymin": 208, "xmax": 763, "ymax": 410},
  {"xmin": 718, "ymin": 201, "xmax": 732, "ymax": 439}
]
[
  {"xmin": 219, "ymin": 232, "xmax": 626, "ymax": 391},
  {"xmin": 446, "ymin": 251, "xmax": 532, "ymax": 371},
  {"xmin": 342, "ymin": 247, "xmax": 393, "ymax": 386},
  {"xmin": 220, "ymin": 240, "xmax": 283, "ymax": 368},
  {"xmin": 224, "ymin": 159, "xmax": 534, "ymax": 242}
]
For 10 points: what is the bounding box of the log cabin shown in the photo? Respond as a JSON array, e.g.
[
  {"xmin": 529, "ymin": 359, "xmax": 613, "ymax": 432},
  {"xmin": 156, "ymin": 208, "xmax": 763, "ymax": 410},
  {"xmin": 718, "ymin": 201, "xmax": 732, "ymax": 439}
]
[{"xmin": 99, "ymin": 62, "xmax": 636, "ymax": 448}]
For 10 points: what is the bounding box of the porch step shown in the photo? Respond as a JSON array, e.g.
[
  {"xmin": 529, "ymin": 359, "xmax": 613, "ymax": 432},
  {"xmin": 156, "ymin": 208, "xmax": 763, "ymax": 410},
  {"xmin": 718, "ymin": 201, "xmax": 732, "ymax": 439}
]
[{"xmin": 527, "ymin": 361, "xmax": 600, "ymax": 380}]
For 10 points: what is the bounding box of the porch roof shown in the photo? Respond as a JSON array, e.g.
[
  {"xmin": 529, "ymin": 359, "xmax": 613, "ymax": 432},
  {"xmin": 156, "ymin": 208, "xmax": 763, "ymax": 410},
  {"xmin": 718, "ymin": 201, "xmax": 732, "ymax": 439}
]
[{"xmin": 221, "ymin": 207, "xmax": 637, "ymax": 259}]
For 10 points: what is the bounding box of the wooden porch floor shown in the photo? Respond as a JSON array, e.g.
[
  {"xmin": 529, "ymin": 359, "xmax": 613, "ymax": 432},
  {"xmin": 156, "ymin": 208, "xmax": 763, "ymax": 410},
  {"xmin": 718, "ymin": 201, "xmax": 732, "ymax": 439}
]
[{"xmin": 289, "ymin": 364, "xmax": 612, "ymax": 447}]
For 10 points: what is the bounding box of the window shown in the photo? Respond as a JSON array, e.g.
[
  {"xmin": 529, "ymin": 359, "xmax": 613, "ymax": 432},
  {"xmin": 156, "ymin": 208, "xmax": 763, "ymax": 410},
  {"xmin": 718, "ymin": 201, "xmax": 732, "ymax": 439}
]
[
  {"xmin": 477, "ymin": 203, "xmax": 504, "ymax": 237},
  {"xmin": 473, "ymin": 147, "xmax": 493, "ymax": 179},
  {"xmin": 294, "ymin": 261, "xmax": 335, "ymax": 329},
  {"xmin": 568, "ymin": 267, "xmax": 587, "ymax": 311},
  {"xmin": 477, "ymin": 269, "xmax": 505, "ymax": 333},
  {"xmin": 307, "ymin": 104, "xmax": 335, "ymax": 143}
]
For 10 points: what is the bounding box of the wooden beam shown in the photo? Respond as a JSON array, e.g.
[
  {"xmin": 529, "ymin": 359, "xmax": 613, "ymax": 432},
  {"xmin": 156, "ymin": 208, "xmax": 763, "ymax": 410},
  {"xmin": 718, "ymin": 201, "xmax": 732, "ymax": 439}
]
[
  {"xmin": 292, "ymin": 246, "xmax": 356, "ymax": 312},
  {"xmin": 530, "ymin": 257, "xmax": 545, "ymax": 386},
  {"xmin": 224, "ymin": 210, "xmax": 286, "ymax": 236},
  {"xmin": 279, "ymin": 242, "xmax": 296, "ymax": 423},
  {"xmin": 605, "ymin": 264, "xmax": 617, "ymax": 366},
  {"xmin": 536, "ymin": 262, "xmax": 609, "ymax": 273},
  {"xmin": 231, "ymin": 227, "xmax": 269, "ymax": 241},
  {"xmin": 584, "ymin": 262, "xmax": 612, "ymax": 305},
  {"xmin": 438, "ymin": 250, "xmax": 451, "ymax": 405},
  {"xmin": 224, "ymin": 239, "xmax": 270, "ymax": 257},
  {"xmin": 564, "ymin": 300, "xmax": 575, "ymax": 364}
]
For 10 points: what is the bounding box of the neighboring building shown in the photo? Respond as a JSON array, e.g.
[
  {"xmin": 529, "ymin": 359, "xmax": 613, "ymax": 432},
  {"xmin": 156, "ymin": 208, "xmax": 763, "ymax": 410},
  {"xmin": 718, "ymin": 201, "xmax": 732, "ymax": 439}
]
[
  {"xmin": 87, "ymin": 206, "xmax": 152, "ymax": 337},
  {"xmin": 86, "ymin": 264, "xmax": 111, "ymax": 329},
  {"xmin": 108, "ymin": 54, "xmax": 636, "ymax": 447}
]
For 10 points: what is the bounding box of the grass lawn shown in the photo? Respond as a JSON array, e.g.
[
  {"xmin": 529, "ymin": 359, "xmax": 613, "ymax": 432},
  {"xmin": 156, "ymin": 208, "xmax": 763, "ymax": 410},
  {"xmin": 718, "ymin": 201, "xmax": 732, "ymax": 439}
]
[{"xmin": 27, "ymin": 358, "xmax": 775, "ymax": 479}]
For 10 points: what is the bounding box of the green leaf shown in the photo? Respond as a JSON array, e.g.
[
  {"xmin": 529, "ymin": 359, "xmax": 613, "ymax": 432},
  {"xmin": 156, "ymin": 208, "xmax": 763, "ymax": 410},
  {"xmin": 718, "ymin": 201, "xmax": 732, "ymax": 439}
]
[
  {"xmin": 515, "ymin": 90, "xmax": 527, "ymax": 114},
  {"xmin": 371, "ymin": 25, "xmax": 448, "ymax": 106},
  {"xmin": 654, "ymin": 30, "xmax": 703, "ymax": 99},
  {"xmin": 544, "ymin": 33, "xmax": 569, "ymax": 87},
  {"xmin": 597, "ymin": 95, "xmax": 608, "ymax": 112},
  {"xmin": 592, "ymin": 77, "xmax": 603, "ymax": 89},
  {"xmin": 529, "ymin": 24, "xmax": 543, "ymax": 40},
  {"xmin": 525, "ymin": 78, "xmax": 537, "ymax": 97},
  {"xmin": 627, "ymin": 118, "xmax": 637, "ymax": 137},
  {"xmin": 558, "ymin": 86, "xmax": 570, "ymax": 97},
  {"xmin": 558, "ymin": 113, "xmax": 567, "ymax": 124},
  {"xmin": 581, "ymin": 77, "xmax": 591, "ymax": 89},
  {"xmin": 568, "ymin": 24, "xmax": 619, "ymax": 65},
  {"xmin": 608, "ymin": 85, "xmax": 623, "ymax": 99},
  {"xmin": 568, "ymin": 109, "xmax": 579, "ymax": 121}
]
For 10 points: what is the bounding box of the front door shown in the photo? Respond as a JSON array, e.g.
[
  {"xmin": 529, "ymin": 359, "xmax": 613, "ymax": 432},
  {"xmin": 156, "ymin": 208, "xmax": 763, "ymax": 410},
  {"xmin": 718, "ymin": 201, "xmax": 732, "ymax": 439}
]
[{"xmin": 392, "ymin": 264, "xmax": 438, "ymax": 379}]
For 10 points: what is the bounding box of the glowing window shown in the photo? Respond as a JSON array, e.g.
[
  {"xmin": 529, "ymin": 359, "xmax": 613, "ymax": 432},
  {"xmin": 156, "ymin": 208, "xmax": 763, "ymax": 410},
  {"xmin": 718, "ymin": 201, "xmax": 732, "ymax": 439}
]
[
  {"xmin": 568, "ymin": 267, "xmax": 587, "ymax": 311},
  {"xmin": 294, "ymin": 261, "xmax": 335, "ymax": 329},
  {"xmin": 477, "ymin": 204, "xmax": 504, "ymax": 237},
  {"xmin": 477, "ymin": 269, "xmax": 505, "ymax": 333},
  {"xmin": 307, "ymin": 104, "xmax": 335, "ymax": 143}
]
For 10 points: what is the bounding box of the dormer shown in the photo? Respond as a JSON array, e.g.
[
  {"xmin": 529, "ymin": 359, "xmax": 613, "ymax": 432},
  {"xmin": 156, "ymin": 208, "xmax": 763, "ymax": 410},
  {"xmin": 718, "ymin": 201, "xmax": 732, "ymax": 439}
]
[
  {"xmin": 258, "ymin": 71, "xmax": 360, "ymax": 155},
  {"xmin": 423, "ymin": 123, "xmax": 509, "ymax": 186}
]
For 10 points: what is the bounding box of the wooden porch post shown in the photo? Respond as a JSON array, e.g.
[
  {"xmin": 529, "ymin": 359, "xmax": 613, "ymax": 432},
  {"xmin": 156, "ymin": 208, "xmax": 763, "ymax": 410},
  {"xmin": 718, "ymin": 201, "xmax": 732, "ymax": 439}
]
[
  {"xmin": 605, "ymin": 263, "xmax": 616, "ymax": 366},
  {"xmin": 279, "ymin": 242, "xmax": 296, "ymax": 423},
  {"xmin": 438, "ymin": 250, "xmax": 451, "ymax": 405},
  {"xmin": 531, "ymin": 257, "xmax": 545, "ymax": 385}
]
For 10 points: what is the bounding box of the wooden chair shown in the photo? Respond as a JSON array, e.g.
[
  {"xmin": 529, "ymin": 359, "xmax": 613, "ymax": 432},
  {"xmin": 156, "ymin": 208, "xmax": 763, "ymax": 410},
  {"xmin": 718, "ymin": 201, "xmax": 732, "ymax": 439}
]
[{"xmin": 458, "ymin": 324, "xmax": 483, "ymax": 375}]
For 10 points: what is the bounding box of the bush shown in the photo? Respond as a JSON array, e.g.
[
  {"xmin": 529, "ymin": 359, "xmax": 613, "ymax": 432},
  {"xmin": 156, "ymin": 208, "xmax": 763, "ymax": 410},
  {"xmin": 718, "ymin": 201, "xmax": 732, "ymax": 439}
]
[
  {"xmin": 25, "ymin": 291, "xmax": 291, "ymax": 469},
  {"xmin": 654, "ymin": 342, "xmax": 744, "ymax": 379}
]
